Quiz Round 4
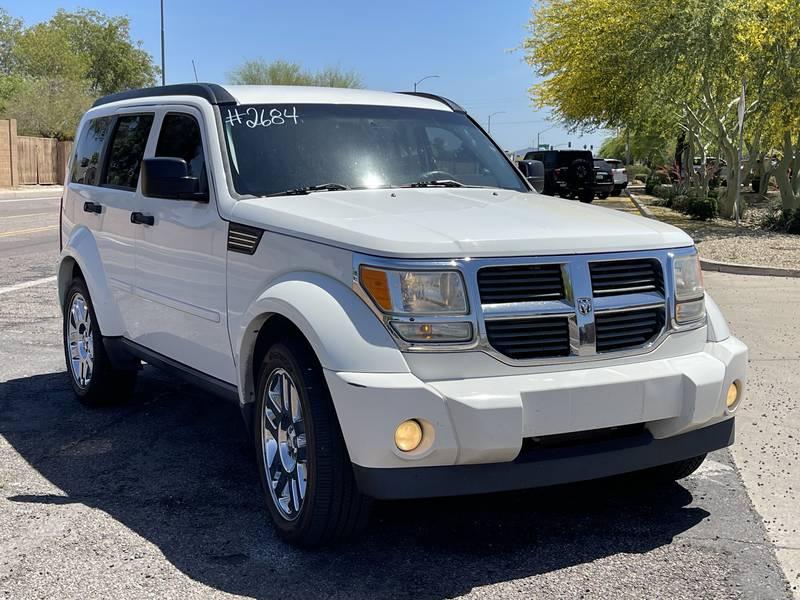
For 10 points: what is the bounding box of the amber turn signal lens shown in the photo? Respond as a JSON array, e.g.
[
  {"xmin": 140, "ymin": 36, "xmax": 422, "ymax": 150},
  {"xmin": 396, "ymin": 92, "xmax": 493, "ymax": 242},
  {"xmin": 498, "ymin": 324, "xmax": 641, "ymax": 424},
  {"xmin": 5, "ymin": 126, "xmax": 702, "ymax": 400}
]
[
  {"xmin": 395, "ymin": 419, "xmax": 423, "ymax": 452},
  {"xmin": 360, "ymin": 266, "xmax": 392, "ymax": 311}
]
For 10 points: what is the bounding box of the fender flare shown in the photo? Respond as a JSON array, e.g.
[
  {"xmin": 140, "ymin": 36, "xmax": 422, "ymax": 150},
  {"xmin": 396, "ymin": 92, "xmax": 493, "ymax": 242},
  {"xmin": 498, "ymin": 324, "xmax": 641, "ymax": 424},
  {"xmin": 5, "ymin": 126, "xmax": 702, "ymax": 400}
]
[
  {"xmin": 705, "ymin": 293, "xmax": 730, "ymax": 343},
  {"xmin": 235, "ymin": 271, "xmax": 409, "ymax": 407},
  {"xmin": 58, "ymin": 226, "xmax": 125, "ymax": 337}
]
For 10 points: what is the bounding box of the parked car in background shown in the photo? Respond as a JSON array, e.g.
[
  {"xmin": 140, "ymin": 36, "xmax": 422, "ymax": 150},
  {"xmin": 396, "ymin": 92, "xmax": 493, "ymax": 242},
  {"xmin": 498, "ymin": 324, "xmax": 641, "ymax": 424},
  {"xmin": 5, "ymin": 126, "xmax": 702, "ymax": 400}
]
[
  {"xmin": 523, "ymin": 149, "xmax": 596, "ymax": 202},
  {"xmin": 593, "ymin": 159, "xmax": 614, "ymax": 200},
  {"xmin": 603, "ymin": 158, "xmax": 628, "ymax": 196}
]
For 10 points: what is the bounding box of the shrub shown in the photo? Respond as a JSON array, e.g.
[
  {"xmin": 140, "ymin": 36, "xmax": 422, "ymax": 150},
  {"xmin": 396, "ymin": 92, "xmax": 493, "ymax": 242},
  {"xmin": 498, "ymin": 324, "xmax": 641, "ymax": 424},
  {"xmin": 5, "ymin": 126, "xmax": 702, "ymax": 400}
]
[
  {"xmin": 626, "ymin": 165, "xmax": 651, "ymax": 179},
  {"xmin": 645, "ymin": 175, "xmax": 659, "ymax": 194},
  {"xmin": 684, "ymin": 196, "xmax": 718, "ymax": 220},
  {"xmin": 652, "ymin": 184, "xmax": 675, "ymax": 201},
  {"xmin": 761, "ymin": 208, "xmax": 800, "ymax": 234},
  {"xmin": 671, "ymin": 194, "xmax": 689, "ymax": 212}
]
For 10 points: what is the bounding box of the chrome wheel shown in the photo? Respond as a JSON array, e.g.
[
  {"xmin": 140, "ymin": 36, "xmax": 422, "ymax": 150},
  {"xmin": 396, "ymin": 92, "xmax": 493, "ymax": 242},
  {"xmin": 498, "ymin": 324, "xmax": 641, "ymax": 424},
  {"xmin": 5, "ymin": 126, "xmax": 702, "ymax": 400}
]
[
  {"xmin": 262, "ymin": 368, "xmax": 308, "ymax": 521},
  {"xmin": 67, "ymin": 292, "xmax": 94, "ymax": 388}
]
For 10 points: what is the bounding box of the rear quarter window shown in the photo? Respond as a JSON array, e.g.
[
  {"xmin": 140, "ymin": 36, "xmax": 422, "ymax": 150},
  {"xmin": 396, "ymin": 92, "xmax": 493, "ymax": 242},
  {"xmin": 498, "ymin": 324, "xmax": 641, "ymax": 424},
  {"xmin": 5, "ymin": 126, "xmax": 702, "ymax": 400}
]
[{"xmin": 71, "ymin": 116, "xmax": 113, "ymax": 186}]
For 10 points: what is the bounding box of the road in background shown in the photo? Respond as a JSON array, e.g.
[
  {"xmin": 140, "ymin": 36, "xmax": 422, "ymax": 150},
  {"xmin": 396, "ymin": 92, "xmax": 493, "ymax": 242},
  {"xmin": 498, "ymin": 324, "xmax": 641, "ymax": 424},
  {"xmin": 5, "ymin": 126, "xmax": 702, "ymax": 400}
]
[{"xmin": 0, "ymin": 194, "xmax": 793, "ymax": 599}]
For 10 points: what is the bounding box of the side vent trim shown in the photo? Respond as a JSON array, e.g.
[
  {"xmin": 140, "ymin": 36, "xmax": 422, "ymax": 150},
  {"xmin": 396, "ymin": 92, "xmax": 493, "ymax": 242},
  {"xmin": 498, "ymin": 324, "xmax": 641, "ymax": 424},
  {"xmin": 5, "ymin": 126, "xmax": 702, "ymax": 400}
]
[{"xmin": 227, "ymin": 223, "xmax": 263, "ymax": 255}]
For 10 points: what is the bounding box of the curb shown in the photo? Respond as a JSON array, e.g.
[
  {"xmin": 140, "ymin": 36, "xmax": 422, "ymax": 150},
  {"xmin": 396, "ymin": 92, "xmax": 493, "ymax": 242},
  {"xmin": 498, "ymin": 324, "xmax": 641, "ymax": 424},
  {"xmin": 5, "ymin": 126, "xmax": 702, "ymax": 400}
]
[
  {"xmin": 626, "ymin": 191, "xmax": 655, "ymax": 218},
  {"xmin": 0, "ymin": 186, "xmax": 63, "ymax": 200},
  {"xmin": 627, "ymin": 192, "xmax": 800, "ymax": 278},
  {"xmin": 699, "ymin": 258, "xmax": 800, "ymax": 278}
]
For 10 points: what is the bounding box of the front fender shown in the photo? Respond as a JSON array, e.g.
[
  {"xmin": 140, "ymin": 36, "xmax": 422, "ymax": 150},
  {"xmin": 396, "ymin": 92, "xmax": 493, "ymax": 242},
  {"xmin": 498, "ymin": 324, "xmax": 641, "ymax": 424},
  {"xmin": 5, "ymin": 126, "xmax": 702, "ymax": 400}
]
[
  {"xmin": 58, "ymin": 226, "xmax": 125, "ymax": 337},
  {"xmin": 236, "ymin": 271, "xmax": 409, "ymax": 405}
]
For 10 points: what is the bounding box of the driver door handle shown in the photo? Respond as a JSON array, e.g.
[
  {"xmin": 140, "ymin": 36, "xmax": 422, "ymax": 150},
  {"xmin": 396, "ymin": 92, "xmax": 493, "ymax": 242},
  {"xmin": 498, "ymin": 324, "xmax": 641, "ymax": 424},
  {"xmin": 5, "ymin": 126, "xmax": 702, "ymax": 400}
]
[{"xmin": 130, "ymin": 212, "xmax": 155, "ymax": 226}]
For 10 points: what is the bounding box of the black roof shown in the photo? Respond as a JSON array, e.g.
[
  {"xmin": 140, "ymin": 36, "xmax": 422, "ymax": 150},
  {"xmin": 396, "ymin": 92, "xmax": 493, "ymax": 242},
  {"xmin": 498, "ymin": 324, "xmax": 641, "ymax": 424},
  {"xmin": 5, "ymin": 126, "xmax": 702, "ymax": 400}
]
[{"xmin": 92, "ymin": 83, "xmax": 237, "ymax": 108}]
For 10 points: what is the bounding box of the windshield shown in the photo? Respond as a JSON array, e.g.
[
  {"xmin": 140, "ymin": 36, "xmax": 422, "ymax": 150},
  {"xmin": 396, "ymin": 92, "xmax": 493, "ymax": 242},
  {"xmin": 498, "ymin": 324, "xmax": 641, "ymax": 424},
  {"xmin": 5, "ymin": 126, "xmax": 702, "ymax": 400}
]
[{"xmin": 220, "ymin": 104, "xmax": 528, "ymax": 197}]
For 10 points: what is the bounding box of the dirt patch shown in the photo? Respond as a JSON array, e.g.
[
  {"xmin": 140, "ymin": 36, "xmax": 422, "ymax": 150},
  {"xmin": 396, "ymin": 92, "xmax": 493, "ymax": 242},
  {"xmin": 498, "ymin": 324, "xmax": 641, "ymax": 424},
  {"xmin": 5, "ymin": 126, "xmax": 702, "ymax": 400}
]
[{"xmin": 633, "ymin": 194, "xmax": 800, "ymax": 270}]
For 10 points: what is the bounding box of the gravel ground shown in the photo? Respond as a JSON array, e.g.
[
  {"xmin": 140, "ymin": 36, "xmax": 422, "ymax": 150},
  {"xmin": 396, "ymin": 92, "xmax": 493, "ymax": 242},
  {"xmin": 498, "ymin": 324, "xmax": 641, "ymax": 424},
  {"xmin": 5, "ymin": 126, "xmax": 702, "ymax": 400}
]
[{"xmin": 628, "ymin": 194, "xmax": 800, "ymax": 270}]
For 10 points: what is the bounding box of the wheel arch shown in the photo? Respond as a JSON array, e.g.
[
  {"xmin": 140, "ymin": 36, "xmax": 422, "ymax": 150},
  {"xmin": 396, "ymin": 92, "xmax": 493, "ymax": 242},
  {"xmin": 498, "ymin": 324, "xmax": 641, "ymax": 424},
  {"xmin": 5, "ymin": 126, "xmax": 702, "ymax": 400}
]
[
  {"xmin": 235, "ymin": 272, "xmax": 409, "ymax": 421},
  {"xmin": 58, "ymin": 226, "xmax": 125, "ymax": 336}
]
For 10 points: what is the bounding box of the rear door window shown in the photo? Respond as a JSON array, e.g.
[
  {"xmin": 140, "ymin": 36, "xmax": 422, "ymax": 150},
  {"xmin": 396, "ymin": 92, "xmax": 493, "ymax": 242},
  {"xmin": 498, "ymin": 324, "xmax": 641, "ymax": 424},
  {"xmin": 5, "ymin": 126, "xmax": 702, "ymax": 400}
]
[
  {"xmin": 103, "ymin": 114, "xmax": 154, "ymax": 190},
  {"xmin": 71, "ymin": 116, "xmax": 113, "ymax": 186}
]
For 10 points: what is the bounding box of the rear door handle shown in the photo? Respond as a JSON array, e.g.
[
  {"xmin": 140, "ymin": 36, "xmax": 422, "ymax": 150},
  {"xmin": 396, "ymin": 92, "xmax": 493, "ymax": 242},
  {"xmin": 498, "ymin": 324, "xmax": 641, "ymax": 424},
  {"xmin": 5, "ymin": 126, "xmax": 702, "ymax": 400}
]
[
  {"xmin": 83, "ymin": 201, "xmax": 102, "ymax": 214},
  {"xmin": 130, "ymin": 212, "xmax": 155, "ymax": 226}
]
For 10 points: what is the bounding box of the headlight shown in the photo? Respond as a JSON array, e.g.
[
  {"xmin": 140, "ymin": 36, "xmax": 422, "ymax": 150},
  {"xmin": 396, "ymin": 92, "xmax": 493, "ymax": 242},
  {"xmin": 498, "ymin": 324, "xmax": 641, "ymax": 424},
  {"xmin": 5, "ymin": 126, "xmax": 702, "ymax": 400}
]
[
  {"xmin": 360, "ymin": 266, "xmax": 468, "ymax": 315},
  {"xmin": 359, "ymin": 265, "xmax": 472, "ymax": 344},
  {"xmin": 673, "ymin": 252, "xmax": 706, "ymax": 324}
]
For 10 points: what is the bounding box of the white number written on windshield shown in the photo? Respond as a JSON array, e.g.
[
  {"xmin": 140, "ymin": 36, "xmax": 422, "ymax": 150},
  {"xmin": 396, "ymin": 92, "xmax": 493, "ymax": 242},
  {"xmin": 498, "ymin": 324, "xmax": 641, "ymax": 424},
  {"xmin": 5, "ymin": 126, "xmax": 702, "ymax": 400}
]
[{"xmin": 225, "ymin": 106, "xmax": 299, "ymax": 128}]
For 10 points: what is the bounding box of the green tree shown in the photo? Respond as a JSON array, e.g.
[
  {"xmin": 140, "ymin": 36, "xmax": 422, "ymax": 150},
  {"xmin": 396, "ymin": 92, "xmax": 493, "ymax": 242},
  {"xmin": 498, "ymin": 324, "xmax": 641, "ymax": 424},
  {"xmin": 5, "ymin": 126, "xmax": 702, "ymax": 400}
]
[
  {"xmin": 524, "ymin": 0, "xmax": 800, "ymax": 215},
  {"xmin": 0, "ymin": 9, "xmax": 22, "ymax": 75},
  {"xmin": 46, "ymin": 9, "xmax": 158, "ymax": 95},
  {"xmin": 3, "ymin": 77, "xmax": 92, "ymax": 139},
  {"xmin": 228, "ymin": 58, "xmax": 362, "ymax": 88},
  {"xmin": 0, "ymin": 8, "xmax": 159, "ymax": 139}
]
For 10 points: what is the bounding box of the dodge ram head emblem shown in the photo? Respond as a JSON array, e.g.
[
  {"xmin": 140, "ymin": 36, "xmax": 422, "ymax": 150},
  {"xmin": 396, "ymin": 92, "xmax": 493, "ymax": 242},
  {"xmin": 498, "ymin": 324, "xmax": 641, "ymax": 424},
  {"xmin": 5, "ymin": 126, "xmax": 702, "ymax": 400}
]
[{"xmin": 577, "ymin": 298, "xmax": 593, "ymax": 315}]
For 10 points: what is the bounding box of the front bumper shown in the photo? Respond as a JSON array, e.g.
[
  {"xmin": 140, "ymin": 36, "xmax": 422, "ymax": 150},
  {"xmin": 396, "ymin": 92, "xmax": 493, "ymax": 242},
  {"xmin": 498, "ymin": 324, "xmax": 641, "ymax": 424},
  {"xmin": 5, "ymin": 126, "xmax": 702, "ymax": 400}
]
[
  {"xmin": 354, "ymin": 417, "xmax": 734, "ymax": 499},
  {"xmin": 324, "ymin": 335, "xmax": 746, "ymax": 494}
]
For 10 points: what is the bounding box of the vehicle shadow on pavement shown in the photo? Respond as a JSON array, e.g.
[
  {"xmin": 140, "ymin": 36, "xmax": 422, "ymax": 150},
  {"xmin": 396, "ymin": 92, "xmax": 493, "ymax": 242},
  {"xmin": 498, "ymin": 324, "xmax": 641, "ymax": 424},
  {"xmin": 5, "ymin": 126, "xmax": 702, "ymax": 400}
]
[{"xmin": 1, "ymin": 369, "xmax": 710, "ymax": 599}]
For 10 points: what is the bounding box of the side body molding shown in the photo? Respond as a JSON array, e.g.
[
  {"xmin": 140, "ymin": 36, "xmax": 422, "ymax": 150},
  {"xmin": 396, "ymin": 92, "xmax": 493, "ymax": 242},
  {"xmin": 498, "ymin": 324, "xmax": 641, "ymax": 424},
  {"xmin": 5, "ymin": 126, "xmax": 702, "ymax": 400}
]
[
  {"xmin": 58, "ymin": 226, "xmax": 126, "ymax": 337},
  {"xmin": 234, "ymin": 272, "xmax": 409, "ymax": 407}
]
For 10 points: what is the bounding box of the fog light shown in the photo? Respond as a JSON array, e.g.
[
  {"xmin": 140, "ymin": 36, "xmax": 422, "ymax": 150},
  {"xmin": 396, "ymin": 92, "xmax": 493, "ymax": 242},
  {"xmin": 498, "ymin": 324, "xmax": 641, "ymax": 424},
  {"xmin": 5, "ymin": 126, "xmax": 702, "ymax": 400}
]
[
  {"xmin": 395, "ymin": 419, "xmax": 423, "ymax": 452},
  {"xmin": 726, "ymin": 381, "xmax": 740, "ymax": 409}
]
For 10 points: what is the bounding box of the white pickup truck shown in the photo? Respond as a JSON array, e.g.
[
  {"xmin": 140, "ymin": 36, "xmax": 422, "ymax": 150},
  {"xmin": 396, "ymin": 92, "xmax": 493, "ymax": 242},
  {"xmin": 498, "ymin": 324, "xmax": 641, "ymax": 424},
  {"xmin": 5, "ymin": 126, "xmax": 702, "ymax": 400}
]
[{"xmin": 58, "ymin": 84, "xmax": 747, "ymax": 546}]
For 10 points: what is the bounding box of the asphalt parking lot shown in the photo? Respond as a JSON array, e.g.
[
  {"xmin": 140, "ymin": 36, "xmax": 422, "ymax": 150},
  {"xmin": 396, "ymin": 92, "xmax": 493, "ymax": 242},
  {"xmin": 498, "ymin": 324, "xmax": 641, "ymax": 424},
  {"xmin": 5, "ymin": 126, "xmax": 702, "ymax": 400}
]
[{"xmin": 0, "ymin": 193, "xmax": 796, "ymax": 599}]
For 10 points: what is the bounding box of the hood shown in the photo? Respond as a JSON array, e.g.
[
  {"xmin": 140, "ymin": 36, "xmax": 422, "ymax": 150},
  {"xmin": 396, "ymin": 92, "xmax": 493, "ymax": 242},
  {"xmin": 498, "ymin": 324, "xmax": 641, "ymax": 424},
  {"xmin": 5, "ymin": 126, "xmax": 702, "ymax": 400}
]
[{"xmin": 230, "ymin": 187, "xmax": 693, "ymax": 258}]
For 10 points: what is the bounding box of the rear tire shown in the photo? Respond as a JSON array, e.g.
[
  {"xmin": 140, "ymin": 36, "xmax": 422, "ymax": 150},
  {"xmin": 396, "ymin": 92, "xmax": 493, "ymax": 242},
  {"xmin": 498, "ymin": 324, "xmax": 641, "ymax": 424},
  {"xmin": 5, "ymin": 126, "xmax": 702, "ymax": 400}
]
[
  {"xmin": 62, "ymin": 277, "xmax": 137, "ymax": 407},
  {"xmin": 579, "ymin": 190, "xmax": 595, "ymax": 203},
  {"xmin": 254, "ymin": 337, "xmax": 371, "ymax": 547}
]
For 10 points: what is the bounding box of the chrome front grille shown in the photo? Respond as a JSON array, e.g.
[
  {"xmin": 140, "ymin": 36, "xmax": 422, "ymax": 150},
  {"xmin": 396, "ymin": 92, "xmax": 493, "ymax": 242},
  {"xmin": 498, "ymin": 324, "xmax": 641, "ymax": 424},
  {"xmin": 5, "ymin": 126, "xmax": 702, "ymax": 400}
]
[
  {"xmin": 589, "ymin": 258, "xmax": 663, "ymax": 296},
  {"xmin": 476, "ymin": 252, "xmax": 672, "ymax": 363},
  {"xmin": 484, "ymin": 316, "xmax": 571, "ymax": 359},
  {"xmin": 477, "ymin": 264, "xmax": 564, "ymax": 303},
  {"xmin": 595, "ymin": 306, "xmax": 665, "ymax": 352},
  {"xmin": 353, "ymin": 247, "xmax": 699, "ymax": 365}
]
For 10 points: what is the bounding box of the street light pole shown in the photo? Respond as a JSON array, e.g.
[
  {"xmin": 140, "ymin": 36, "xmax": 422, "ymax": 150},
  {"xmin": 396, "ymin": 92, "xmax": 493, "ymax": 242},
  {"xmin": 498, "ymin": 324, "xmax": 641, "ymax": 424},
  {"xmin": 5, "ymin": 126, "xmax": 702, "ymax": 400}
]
[
  {"xmin": 537, "ymin": 124, "xmax": 557, "ymax": 150},
  {"xmin": 487, "ymin": 111, "xmax": 506, "ymax": 135},
  {"xmin": 413, "ymin": 74, "xmax": 440, "ymax": 92},
  {"xmin": 160, "ymin": 0, "xmax": 165, "ymax": 86}
]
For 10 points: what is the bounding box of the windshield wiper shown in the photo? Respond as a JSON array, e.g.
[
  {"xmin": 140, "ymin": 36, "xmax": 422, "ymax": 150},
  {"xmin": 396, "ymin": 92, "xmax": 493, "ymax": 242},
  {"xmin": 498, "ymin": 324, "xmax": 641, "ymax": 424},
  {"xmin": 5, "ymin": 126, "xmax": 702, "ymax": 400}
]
[
  {"xmin": 406, "ymin": 179, "xmax": 465, "ymax": 188},
  {"xmin": 266, "ymin": 183, "xmax": 349, "ymax": 197}
]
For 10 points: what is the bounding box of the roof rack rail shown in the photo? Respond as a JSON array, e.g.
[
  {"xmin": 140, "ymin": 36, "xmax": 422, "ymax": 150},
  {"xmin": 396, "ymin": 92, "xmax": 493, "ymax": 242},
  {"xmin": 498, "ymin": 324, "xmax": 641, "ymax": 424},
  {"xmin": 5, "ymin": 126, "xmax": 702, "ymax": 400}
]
[
  {"xmin": 92, "ymin": 83, "xmax": 236, "ymax": 108},
  {"xmin": 398, "ymin": 92, "xmax": 466, "ymax": 113}
]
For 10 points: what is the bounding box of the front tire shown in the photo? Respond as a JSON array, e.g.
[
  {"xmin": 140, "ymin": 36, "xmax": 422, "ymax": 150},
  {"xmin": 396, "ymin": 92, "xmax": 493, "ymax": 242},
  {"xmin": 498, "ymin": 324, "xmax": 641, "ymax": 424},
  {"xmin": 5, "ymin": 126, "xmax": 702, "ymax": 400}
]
[
  {"xmin": 63, "ymin": 277, "xmax": 137, "ymax": 406},
  {"xmin": 580, "ymin": 190, "xmax": 595, "ymax": 203},
  {"xmin": 254, "ymin": 338, "xmax": 371, "ymax": 546}
]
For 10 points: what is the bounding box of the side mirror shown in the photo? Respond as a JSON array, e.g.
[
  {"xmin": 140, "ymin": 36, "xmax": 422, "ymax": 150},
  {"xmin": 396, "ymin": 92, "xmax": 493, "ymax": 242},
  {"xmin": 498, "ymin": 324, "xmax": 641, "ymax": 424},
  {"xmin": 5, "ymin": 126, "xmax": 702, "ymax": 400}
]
[
  {"xmin": 518, "ymin": 159, "xmax": 545, "ymax": 193},
  {"xmin": 141, "ymin": 157, "xmax": 208, "ymax": 202}
]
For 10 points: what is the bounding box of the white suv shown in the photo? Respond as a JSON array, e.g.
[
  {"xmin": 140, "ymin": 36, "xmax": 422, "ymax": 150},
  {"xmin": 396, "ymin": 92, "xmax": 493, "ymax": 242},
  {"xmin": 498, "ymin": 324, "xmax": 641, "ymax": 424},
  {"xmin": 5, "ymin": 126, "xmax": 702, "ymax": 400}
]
[
  {"xmin": 603, "ymin": 158, "xmax": 629, "ymax": 196},
  {"xmin": 59, "ymin": 84, "xmax": 747, "ymax": 546}
]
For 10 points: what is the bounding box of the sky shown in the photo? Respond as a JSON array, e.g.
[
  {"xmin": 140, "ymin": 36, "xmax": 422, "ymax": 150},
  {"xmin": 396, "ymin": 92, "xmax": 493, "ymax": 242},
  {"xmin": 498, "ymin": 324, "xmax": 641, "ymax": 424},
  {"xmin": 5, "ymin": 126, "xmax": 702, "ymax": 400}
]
[{"xmin": 6, "ymin": 0, "xmax": 609, "ymax": 153}]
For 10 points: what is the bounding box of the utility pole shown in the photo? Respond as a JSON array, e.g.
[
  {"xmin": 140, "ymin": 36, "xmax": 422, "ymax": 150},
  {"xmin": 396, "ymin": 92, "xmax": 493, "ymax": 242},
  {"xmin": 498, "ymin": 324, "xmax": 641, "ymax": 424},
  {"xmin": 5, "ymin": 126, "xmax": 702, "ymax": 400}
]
[
  {"xmin": 413, "ymin": 75, "xmax": 439, "ymax": 92},
  {"xmin": 160, "ymin": 0, "xmax": 165, "ymax": 86},
  {"xmin": 487, "ymin": 111, "xmax": 505, "ymax": 135}
]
